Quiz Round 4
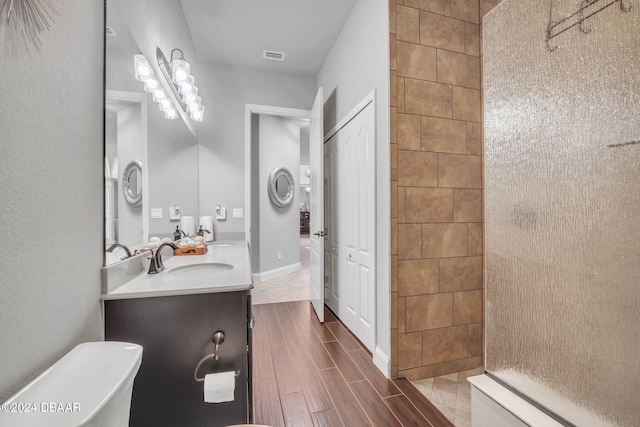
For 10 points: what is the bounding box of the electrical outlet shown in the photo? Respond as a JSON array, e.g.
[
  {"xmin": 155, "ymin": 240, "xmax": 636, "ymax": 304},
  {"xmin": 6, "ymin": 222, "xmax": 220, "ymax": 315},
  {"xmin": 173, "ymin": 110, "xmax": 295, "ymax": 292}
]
[
  {"xmin": 151, "ymin": 208, "xmax": 163, "ymax": 219},
  {"xmin": 232, "ymin": 208, "xmax": 243, "ymax": 219},
  {"xmin": 277, "ymin": 252, "xmax": 281, "ymax": 261},
  {"xmin": 169, "ymin": 204, "xmax": 181, "ymax": 220}
]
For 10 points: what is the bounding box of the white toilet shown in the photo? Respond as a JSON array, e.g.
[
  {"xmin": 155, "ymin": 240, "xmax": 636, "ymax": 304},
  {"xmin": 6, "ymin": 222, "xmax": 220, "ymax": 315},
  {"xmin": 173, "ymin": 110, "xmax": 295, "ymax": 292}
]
[{"xmin": 0, "ymin": 341, "xmax": 142, "ymax": 427}]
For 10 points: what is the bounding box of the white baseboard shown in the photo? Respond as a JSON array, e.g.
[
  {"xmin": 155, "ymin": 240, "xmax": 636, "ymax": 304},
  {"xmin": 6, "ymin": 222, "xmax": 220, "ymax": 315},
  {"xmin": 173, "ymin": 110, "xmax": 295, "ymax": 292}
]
[
  {"xmin": 253, "ymin": 262, "xmax": 301, "ymax": 282},
  {"xmin": 373, "ymin": 346, "xmax": 391, "ymax": 378}
]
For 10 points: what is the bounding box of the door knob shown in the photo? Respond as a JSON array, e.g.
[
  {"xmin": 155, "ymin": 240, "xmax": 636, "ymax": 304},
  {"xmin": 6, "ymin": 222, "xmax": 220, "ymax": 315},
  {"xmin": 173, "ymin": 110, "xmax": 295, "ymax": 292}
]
[{"xmin": 313, "ymin": 231, "xmax": 326, "ymax": 237}]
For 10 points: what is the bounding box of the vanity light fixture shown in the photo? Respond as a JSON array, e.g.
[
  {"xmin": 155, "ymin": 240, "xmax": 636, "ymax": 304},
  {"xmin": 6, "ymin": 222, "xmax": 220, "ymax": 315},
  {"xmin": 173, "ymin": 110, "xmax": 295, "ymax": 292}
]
[
  {"xmin": 133, "ymin": 53, "xmax": 179, "ymax": 120},
  {"xmin": 157, "ymin": 48, "xmax": 205, "ymax": 122}
]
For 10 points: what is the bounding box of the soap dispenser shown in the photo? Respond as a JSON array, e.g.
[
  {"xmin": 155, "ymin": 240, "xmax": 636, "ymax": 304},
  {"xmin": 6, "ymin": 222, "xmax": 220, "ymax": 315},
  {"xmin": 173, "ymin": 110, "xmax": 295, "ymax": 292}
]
[{"xmin": 173, "ymin": 226, "xmax": 182, "ymax": 241}]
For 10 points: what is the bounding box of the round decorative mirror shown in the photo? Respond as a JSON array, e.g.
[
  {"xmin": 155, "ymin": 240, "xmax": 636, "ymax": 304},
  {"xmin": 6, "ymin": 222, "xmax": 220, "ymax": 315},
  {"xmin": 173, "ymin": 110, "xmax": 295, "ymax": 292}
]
[
  {"xmin": 122, "ymin": 160, "xmax": 142, "ymax": 207},
  {"xmin": 268, "ymin": 166, "xmax": 294, "ymax": 207}
]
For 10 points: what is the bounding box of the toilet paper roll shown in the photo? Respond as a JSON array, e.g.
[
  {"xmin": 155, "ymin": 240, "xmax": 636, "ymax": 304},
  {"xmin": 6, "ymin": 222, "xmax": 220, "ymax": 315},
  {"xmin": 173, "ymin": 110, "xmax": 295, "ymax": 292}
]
[
  {"xmin": 180, "ymin": 216, "xmax": 196, "ymax": 237},
  {"xmin": 204, "ymin": 371, "xmax": 235, "ymax": 403},
  {"xmin": 199, "ymin": 216, "xmax": 215, "ymax": 242}
]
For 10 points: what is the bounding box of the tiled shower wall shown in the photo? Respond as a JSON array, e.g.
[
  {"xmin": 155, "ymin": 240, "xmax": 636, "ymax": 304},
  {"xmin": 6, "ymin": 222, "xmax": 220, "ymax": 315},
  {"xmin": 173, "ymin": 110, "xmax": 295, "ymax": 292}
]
[{"xmin": 389, "ymin": 0, "xmax": 501, "ymax": 380}]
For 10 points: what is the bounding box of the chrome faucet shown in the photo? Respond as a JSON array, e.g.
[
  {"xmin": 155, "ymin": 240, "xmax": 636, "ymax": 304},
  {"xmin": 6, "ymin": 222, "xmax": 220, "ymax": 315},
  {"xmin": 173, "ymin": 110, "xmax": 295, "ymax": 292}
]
[
  {"xmin": 147, "ymin": 242, "xmax": 179, "ymax": 274},
  {"xmin": 196, "ymin": 225, "xmax": 211, "ymax": 237},
  {"xmin": 106, "ymin": 243, "xmax": 133, "ymax": 259}
]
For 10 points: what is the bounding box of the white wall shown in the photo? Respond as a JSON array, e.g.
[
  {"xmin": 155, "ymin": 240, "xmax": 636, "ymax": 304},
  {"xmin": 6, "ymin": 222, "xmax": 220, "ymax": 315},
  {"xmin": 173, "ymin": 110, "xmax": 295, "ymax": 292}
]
[
  {"xmin": 317, "ymin": 0, "xmax": 391, "ymax": 367},
  {"xmin": 256, "ymin": 115, "xmax": 301, "ymax": 274},
  {"xmin": 0, "ymin": 0, "xmax": 104, "ymax": 400},
  {"xmin": 196, "ymin": 64, "xmax": 316, "ymax": 236}
]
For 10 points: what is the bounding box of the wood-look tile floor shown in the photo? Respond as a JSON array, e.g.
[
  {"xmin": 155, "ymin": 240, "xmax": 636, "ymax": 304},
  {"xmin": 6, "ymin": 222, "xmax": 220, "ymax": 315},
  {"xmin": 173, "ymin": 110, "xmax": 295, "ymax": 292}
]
[{"xmin": 251, "ymin": 300, "xmax": 454, "ymax": 427}]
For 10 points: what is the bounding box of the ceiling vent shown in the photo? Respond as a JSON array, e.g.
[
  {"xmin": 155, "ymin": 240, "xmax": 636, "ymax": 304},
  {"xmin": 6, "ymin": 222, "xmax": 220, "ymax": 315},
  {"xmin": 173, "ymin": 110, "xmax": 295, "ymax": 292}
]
[
  {"xmin": 106, "ymin": 26, "xmax": 117, "ymax": 37},
  {"xmin": 263, "ymin": 50, "xmax": 285, "ymax": 61}
]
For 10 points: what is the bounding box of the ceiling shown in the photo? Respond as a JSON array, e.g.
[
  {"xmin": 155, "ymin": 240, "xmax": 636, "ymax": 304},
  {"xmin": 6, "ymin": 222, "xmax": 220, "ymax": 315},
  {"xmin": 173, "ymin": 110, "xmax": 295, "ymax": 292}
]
[{"xmin": 179, "ymin": 0, "xmax": 359, "ymax": 75}]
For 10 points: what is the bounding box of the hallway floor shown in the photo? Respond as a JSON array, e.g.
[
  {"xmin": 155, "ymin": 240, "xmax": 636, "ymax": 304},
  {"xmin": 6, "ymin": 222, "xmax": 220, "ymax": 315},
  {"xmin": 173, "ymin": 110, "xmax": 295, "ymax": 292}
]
[{"xmin": 251, "ymin": 236, "xmax": 310, "ymax": 305}]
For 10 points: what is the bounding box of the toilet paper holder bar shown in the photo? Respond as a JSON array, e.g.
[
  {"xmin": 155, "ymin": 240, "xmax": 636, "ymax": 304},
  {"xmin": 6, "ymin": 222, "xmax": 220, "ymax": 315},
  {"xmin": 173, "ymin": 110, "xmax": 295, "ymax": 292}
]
[{"xmin": 193, "ymin": 330, "xmax": 240, "ymax": 382}]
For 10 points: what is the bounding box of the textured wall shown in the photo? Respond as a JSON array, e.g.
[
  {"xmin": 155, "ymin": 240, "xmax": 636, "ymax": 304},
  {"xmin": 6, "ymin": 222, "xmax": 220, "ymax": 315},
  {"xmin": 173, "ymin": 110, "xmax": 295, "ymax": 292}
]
[
  {"xmin": 389, "ymin": 0, "xmax": 498, "ymax": 379},
  {"xmin": 0, "ymin": 0, "xmax": 104, "ymax": 400},
  {"xmin": 484, "ymin": 0, "xmax": 640, "ymax": 425}
]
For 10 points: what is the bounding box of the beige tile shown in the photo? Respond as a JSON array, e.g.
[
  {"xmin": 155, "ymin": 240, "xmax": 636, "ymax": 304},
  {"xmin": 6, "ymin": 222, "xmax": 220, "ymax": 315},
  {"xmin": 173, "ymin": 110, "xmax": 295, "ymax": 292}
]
[
  {"xmin": 399, "ymin": 364, "xmax": 440, "ymax": 381},
  {"xmin": 397, "ymin": 5, "xmax": 420, "ymax": 43},
  {"xmin": 391, "ymin": 291, "xmax": 398, "ymax": 330},
  {"xmin": 438, "ymin": 356, "xmax": 482, "ymax": 376},
  {"xmin": 391, "ymin": 217, "xmax": 398, "ymax": 255},
  {"xmin": 398, "ymin": 296, "xmax": 406, "ymax": 333},
  {"xmin": 480, "ymin": 0, "xmax": 499, "ymax": 17},
  {"xmin": 451, "ymin": 0, "xmax": 479, "ymax": 23},
  {"xmin": 404, "ymin": 78, "xmax": 452, "ymax": 118},
  {"xmin": 452, "ymin": 86, "xmax": 481, "ymax": 122},
  {"xmin": 390, "ymin": 107, "xmax": 398, "ymax": 145},
  {"xmin": 398, "ymin": 331, "xmax": 423, "ymax": 369},
  {"xmin": 439, "ymin": 256, "xmax": 483, "ymax": 292},
  {"xmin": 466, "ymin": 121, "xmax": 482, "ymax": 155},
  {"xmin": 398, "ymin": 223, "xmax": 422, "ymax": 259},
  {"xmin": 390, "ymin": 34, "xmax": 397, "ymax": 71},
  {"xmin": 454, "ymin": 290, "xmax": 483, "ymax": 325},
  {"xmin": 405, "ymin": 187, "xmax": 454, "ymax": 223},
  {"xmin": 390, "ymin": 0, "xmax": 397, "ymax": 34},
  {"xmin": 391, "ymin": 143, "xmax": 398, "ymax": 180},
  {"xmin": 398, "ymin": 150, "xmax": 438, "ymax": 186},
  {"xmin": 398, "ymin": 259, "xmax": 439, "ymax": 296},
  {"xmin": 391, "ymin": 181, "xmax": 398, "ymax": 219},
  {"xmin": 398, "ymin": 186, "xmax": 406, "ymax": 223},
  {"xmin": 390, "ymin": 70, "xmax": 397, "ymax": 107},
  {"xmin": 391, "ymin": 328, "xmax": 398, "ymax": 364},
  {"xmin": 421, "ymin": 116, "xmax": 467, "ymax": 154},
  {"xmin": 464, "ymin": 22, "xmax": 480, "ymax": 56},
  {"xmin": 406, "ymin": 293, "xmax": 453, "ymax": 331},
  {"xmin": 398, "ymin": 113, "xmax": 422, "ymax": 150},
  {"xmin": 430, "ymin": 388, "xmax": 458, "ymax": 414},
  {"xmin": 467, "ymin": 223, "xmax": 483, "ymax": 256},
  {"xmin": 405, "ymin": 0, "xmax": 450, "ymax": 15},
  {"xmin": 454, "ymin": 189, "xmax": 482, "ymax": 222},
  {"xmin": 468, "ymin": 322, "xmax": 482, "ymax": 356},
  {"xmin": 437, "ymin": 50, "xmax": 480, "ymax": 89},
  {"xmin": 397, "ymin": 41, "xmax": 437, "ymax": 81},
  {"xmin": 438, "ymin": 153, "xmax": 482, "ymax": 188},
  {"xmin": 422, "ymin": 223, "xmax": 468, "ymax": 258},
  {"xmin": 397, "ymin": 77, "xmax": 405, "ymax": 113},
  {"xmin": 433, "ymin": 374, "xmax": 460, "ymax": 395},
  {"xmin": 412, "ymin": 377, "xmax": 435, "ymax": 397},
  {"xmin": 422, "ymin": 325, "xmax": 468, "ymax": 365},
  {"xmin": 391, "ymin": 255, "xmax": 398, "ymax": 293},
  {"xmin": 420, "ymin": 11, "xmax": 465, "ymax": 53}
]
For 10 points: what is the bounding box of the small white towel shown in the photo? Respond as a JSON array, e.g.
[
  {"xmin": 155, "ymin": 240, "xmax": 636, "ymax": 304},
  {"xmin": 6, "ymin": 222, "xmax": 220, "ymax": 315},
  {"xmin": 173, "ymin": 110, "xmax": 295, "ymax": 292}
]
[{"xmin": 204, "ymin": 371, "xmax": 235, "ymax": 403}]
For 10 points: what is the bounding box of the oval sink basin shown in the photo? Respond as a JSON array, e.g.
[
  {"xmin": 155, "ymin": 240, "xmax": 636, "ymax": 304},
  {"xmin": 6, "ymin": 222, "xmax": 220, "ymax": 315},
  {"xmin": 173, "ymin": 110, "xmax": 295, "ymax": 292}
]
[{"xmin": 167, "ymin": 263, "xmax": 233, "ymax": 278}]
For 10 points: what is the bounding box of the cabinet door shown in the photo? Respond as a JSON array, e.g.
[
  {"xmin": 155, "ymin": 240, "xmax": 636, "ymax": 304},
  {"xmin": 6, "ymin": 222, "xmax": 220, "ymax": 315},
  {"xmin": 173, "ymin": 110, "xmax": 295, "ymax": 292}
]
[{"xmin": 105, "ymin": 292, "xmax": 250, "ymax": 426}]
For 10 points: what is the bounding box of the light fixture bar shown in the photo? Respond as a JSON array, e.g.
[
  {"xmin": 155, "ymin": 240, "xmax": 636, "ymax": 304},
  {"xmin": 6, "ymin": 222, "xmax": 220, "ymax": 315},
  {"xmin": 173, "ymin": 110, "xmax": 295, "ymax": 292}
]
[{"xmin": 156, "ymin": 47, "xmax": 187, "ymax": 113}]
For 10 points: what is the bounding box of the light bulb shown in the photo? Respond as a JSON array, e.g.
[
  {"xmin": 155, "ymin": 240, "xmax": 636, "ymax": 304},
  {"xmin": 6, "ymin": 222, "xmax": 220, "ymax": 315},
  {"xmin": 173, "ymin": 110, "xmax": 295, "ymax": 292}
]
[
  {"xmin": 171, "ymin": 58, "xmax": 190, "ymax": 84},
  {"xmin": 179, "ymin": 76, "xmax": 195, "ymax": 94},
  {"xmin": 160, "ymin": 99, "xmax": 171, "ymax": 108},
  {"xmin": 143, "ymin": 78, "xmax": 158, "ymax": 92},
  {"xmin": 190, "ymin": 104, "xmax": 205, "ymax": 122},
  {"xmin": 134, "ymin": 54, "xmax": 152, "ymax": 81},
  {"xmin": 164, "ymin": 107, "xmax": 178, "ymax": 120}
]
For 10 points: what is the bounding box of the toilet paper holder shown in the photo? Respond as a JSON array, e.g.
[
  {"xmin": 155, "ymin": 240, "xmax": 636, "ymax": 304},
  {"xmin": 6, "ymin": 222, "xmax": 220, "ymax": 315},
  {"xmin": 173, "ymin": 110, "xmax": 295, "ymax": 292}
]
[{"xmin": 193, "ymin": 331, "xmax": 240, "ymax": 382}]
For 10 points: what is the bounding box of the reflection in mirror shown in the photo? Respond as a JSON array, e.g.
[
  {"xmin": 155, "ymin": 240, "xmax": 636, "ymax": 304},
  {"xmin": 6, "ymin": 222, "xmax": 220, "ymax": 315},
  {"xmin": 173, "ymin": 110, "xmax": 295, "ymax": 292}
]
[
  {"xmin": 105, "ymin": 1, "xmax": 199, "ymax": 266},
  {"xmin": 275, "ymin": 175, "xmax": 290, "ymax": 198}
]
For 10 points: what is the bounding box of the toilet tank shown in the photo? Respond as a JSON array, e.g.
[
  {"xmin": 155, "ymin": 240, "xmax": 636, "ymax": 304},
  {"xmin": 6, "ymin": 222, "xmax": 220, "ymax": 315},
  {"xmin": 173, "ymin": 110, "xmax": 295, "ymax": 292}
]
[{"xmin": 0, "ymin": 341, "xmax": 142, "ymax": 427}]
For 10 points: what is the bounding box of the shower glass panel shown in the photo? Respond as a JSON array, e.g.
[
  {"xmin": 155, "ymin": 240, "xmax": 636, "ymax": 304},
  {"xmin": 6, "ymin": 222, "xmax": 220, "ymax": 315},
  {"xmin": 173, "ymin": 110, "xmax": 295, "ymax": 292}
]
[{"xmin": 484, "ymin": 0, "xmax": 640, "ymax": 426}]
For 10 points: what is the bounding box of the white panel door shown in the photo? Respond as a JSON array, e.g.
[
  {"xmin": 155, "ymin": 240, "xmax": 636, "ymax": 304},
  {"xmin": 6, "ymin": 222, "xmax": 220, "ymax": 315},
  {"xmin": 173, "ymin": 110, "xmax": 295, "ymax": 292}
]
[
  {"xmin": 324, "ymin": 135, "xmax": 340, "ymax": 316},
  {"xmin": 309, "ymin": 88, "xmax": 325, "ymax": 322},
  {"xmin": 339, "ymin": 101, "xmax": 376, "ymax": 351}
]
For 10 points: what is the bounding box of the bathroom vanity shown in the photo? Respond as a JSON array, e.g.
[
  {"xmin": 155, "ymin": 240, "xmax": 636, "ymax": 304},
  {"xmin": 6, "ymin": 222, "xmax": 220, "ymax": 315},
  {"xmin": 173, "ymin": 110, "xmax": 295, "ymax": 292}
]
[{"xmin": 102, "ymin": 241, "xmax": 253, "ymax": 426}]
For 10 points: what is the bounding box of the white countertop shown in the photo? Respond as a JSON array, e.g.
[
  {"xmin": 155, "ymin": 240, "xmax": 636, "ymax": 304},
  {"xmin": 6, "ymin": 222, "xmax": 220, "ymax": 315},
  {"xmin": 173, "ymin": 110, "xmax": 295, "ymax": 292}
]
[{"xmin": 102, "ymin": 240, "xmax": 253, "ymax": 300}]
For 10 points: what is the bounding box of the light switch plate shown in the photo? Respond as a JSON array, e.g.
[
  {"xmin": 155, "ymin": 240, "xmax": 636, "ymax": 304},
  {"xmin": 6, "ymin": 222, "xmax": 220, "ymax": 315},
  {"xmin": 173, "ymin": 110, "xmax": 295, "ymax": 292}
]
[
  {"xmin": 232, "ymin": 208, "xmax": 243, "ymax": 219},
  {"xmin": 151, "ymin": 208, "xmax": 163, "ymax": 219}
]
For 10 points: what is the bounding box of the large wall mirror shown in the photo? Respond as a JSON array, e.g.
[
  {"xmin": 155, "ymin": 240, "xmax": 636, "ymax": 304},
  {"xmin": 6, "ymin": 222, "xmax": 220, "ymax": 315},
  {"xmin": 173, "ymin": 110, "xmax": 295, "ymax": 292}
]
[{"xmin": 104, "ymin": 1, "xmax": 199, "ymax": 266}]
